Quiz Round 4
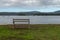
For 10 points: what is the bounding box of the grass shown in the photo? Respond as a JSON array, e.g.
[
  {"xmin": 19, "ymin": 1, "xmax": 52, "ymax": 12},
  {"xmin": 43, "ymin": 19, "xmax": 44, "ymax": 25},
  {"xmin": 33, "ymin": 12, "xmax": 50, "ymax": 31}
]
[{"xmin": 0, "ymin": 24, "xmax": 60, "ymax": 40}]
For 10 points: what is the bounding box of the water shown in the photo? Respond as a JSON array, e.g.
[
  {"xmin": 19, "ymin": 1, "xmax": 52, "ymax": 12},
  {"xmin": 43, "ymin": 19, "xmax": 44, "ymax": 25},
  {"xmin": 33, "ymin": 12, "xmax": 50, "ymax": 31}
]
[{"xmin": 0, "ymin": 16, "xmax": 60, "ymax": 25}]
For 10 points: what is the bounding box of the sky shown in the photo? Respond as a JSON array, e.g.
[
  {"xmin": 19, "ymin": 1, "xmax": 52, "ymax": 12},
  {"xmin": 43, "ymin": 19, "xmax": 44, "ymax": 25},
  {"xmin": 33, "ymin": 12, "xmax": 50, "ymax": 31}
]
[{"xmin": 0, "ymin": 0, "xmax": 60, "ymax": 12}]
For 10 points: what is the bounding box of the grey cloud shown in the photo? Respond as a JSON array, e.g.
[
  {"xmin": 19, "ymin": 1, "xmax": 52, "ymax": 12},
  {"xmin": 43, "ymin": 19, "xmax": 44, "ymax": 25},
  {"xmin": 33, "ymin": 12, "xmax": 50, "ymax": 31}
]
[{"xmin": 0, "ymin": 0, "xmax": 60, "ymax": 7}]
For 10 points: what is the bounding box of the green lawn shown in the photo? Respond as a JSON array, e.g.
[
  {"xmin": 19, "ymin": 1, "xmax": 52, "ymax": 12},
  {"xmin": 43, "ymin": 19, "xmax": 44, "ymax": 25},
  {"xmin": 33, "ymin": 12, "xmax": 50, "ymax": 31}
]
[{"xmin": 0, "ymin": 24, "xmax": 60, "ymax": 40}]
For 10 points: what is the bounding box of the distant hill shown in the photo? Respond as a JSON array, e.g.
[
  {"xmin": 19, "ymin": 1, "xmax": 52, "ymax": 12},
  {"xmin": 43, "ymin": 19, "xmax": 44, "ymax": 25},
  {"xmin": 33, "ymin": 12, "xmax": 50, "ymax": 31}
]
[{"xmin": 0, "ymin": 10, "xmax": 60, "ymax": 15}]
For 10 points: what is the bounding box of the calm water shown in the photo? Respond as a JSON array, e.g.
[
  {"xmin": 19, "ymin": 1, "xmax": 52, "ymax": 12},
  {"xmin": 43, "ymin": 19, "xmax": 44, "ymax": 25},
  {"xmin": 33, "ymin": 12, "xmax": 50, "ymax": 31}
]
[{"xmin": 0, "ymin": 16, "xmax": 60, "ymax": 24}]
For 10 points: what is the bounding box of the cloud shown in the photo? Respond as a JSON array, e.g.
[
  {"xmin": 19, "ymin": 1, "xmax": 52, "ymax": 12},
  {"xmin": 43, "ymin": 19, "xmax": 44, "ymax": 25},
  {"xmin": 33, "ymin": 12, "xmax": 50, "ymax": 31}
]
[
  {"xmin": 0, "ymin": 0, "xmax": 60, "ymax": 7},
  {"xmin": 52, "ymin": 0, "xmax": 60, "ymax": 5},
  {"xmin": 21, "ymin": 0, "xmax": 41, "ymax": 6}
]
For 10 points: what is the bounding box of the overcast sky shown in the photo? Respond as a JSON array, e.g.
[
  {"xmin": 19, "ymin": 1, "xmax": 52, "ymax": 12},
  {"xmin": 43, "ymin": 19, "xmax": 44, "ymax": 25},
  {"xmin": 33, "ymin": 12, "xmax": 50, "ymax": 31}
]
[{"xmin": 0, "ymin": 0, "xmax": 60, "ymax": 12}]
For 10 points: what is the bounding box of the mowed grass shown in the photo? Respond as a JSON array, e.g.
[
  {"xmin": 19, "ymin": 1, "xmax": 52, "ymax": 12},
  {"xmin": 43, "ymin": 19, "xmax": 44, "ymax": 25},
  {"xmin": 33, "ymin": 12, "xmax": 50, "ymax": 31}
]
[{"xmin": 0, "ymin": 24, "xmax": 60, "ymax": 40}]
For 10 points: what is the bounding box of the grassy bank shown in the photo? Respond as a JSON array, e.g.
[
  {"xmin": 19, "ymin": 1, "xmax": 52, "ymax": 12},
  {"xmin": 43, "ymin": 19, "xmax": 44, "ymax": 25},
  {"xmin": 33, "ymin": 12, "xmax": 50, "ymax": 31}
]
[{"xmin": 0, "ymin": 24, "xmax": 60, "ymax": 40}]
